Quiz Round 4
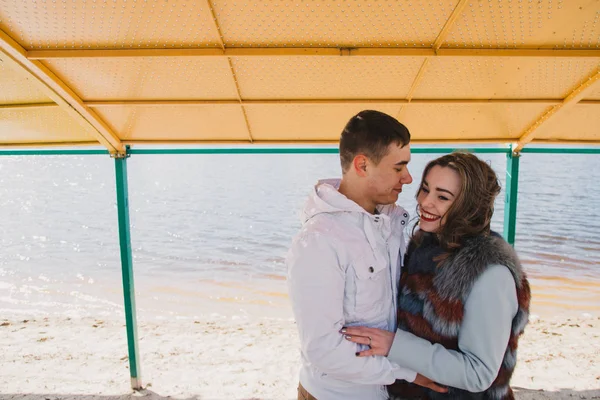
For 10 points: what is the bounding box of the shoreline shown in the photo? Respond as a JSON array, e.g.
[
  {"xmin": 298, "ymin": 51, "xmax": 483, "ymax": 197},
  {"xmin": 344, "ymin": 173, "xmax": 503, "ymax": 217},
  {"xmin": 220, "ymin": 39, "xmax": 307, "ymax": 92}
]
[
  {"xmin": 1, "ymin": 313, "xmax": 598, "ymax": 400},
  {"xmin": 2, "ymin": 269, "xmax": 599, "ymax": 323}
]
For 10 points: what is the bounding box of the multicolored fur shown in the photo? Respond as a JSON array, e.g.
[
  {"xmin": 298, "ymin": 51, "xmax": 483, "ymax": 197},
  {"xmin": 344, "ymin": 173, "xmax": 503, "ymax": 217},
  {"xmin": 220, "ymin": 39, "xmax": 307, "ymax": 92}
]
[{"xmin": 388, "ymin": 234, "xmax": 531, "ymax": 400}]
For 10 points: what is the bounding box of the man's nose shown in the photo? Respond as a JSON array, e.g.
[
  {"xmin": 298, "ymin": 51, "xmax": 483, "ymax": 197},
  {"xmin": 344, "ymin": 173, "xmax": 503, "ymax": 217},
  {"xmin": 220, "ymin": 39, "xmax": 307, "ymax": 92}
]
[{"xmin": 402, "ymin": 169, "xmax": 413, "ymax": 184}]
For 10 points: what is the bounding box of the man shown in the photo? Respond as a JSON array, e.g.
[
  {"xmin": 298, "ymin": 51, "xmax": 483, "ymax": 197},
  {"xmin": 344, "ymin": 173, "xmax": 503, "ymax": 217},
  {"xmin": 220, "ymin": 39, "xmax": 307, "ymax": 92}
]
[{"xmin": 287, "ymin": 110, "xmax": 445, "ymax": 399}]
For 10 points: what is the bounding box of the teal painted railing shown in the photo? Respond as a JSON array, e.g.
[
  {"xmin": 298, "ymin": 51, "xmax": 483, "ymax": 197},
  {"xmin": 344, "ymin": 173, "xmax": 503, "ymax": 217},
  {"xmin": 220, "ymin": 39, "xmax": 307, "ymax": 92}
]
[
  {"xmin": 114, "ymin": 155, "xmax": 142, "ymax": 390},
  {"xmin": 503, "ymin": 150, "xmax": 520, "ymax": 245},
  {"xmin": 3, "ymin": 145, "xmax": 600, "ymax": 157}
]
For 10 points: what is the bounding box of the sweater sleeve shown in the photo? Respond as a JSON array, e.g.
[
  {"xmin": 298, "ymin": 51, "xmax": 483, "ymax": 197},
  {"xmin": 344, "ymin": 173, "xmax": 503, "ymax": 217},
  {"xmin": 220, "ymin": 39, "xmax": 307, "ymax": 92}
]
[
  {"xmin": 387, "ymin": 264, "xmax": 518, "ymax": 391},
  {"xmin": 287, "ymin": 232, "xmax": 417, "ymax": 385}
]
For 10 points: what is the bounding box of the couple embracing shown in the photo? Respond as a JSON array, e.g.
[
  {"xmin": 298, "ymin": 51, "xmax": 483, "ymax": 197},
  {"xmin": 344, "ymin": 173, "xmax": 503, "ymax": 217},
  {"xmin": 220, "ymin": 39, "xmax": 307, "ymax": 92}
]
[{"xmin": 287, "ymin": 110, "xmax": 531, "ymax": 400}]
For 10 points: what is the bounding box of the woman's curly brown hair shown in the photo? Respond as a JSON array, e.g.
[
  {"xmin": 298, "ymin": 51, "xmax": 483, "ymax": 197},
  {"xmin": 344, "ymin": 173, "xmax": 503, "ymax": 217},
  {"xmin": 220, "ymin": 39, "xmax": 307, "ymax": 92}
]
[{"xmin": 414, "ymin": 152, "xmax": 502, "ymax": 252}]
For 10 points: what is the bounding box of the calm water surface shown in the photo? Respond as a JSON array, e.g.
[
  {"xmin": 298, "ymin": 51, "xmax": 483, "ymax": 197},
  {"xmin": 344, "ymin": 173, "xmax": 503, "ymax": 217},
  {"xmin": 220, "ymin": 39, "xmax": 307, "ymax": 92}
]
[{"xmin": 0, "ymin": 152, "xmax": 598, "ymax": 320}]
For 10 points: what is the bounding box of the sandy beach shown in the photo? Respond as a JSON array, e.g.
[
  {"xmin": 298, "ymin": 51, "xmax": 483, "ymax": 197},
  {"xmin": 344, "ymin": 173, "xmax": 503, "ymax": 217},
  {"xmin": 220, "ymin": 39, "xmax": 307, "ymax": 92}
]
[{"xmin": 1, "ymin": 311, "xmax": 598, "ymax": 400}]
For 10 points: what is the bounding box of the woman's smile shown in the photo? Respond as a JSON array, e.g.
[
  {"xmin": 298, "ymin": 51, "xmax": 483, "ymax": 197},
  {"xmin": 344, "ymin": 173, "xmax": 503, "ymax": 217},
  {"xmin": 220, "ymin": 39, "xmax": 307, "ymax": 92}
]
[{"xmin": 419, "ymin": 210, "xmax": 440, "ymax": 223}]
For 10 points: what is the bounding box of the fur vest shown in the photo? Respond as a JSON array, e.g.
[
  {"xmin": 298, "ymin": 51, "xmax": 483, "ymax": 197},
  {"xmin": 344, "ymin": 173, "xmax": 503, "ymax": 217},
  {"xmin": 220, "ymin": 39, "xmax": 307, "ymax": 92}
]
[{"xmin": 388, "ymin": 232, "xmax": 531, "ymax": 400}]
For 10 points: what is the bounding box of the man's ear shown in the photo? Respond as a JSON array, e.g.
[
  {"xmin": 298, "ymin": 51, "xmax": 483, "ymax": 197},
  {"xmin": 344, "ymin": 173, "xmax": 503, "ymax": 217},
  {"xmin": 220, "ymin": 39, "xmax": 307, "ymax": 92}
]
[{"xmin": 353, "ymin": 155, "xmax": 368, "ymax": 177}]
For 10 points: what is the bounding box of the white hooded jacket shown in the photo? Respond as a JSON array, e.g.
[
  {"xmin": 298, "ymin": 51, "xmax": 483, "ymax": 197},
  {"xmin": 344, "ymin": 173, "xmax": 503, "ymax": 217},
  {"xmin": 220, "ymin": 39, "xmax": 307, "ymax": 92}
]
[{"xmin": 287, "ymin": 179, "xmax": 416, "ymax": 400}]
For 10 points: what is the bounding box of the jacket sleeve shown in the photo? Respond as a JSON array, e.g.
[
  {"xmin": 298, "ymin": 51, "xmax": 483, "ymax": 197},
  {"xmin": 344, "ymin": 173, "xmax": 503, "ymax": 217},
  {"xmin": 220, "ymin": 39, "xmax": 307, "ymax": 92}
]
[
  {"xmin": 387, "ymin": 264, "xmax": 518, "ymax": 392},
  {"xmin": 287, "ymin": 231, "xmax": 417, "ymax": 385}
]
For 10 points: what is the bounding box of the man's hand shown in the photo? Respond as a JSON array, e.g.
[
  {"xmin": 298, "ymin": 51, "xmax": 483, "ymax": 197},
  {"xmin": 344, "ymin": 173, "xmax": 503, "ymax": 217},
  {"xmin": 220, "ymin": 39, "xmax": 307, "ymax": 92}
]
[
  {"xmin": 413, "ymin": 373, "xmax": 448, "ymax": 394},
  {"xmin": 341, "ymin": 326, "xmax": 394, "ymax": 356}
]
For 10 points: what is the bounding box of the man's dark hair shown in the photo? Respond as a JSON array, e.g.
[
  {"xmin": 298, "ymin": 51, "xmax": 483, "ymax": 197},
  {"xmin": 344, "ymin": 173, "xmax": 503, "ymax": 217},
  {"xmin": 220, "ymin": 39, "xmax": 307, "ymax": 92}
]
[{"xmin": 339, "ymin": 110, "xmax": 411, "ymax": 173}]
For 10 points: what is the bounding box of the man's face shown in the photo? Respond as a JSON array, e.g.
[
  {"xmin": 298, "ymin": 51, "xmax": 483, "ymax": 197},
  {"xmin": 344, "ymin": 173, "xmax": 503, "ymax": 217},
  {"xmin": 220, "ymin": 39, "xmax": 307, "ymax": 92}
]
[{"xmin": 364, "ymin": 143, "xmax": 413, "ymax": 206}]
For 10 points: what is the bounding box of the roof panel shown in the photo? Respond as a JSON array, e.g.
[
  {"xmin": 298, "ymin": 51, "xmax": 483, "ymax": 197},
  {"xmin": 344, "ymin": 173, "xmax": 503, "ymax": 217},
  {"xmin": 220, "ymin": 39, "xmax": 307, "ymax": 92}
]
[
  {"xmin": 0, "ymin": 106, "xmax": 97, "ymax": 143},
  {"xmin": 0, "ymin": 53, "xmax": 52, "ymax": 104},
  {"xmin": 445, "ymin": 0, "xmax": 600, "ymax": 49},
  {"xmin": 534, "ymin": 104, "xmax": 600, "ymax": 142},
  {"xmin": 245, "ymin": 104, "xmax": 401, "ymax": 141},
  {"xmin": 400, "ymin": 103, "xmax": 555, "ymax": 140},
  {"xmin": 584, "ymin": 80, "xmax": 600, "ymax": 100},
  {"xmin": 0, "ymin": 1, "xmax": 221, "ymax": 50},
  {"xmin": 233, "ymin": 56, "xmax": 425, "ymax": 99},
  {"xmin": 44, "ymin": 57, "xmax": 239, "ymax": 100},
  {"xmin": 92, "ymin": 105, "xmax": 250, "ymax": 142},
  {"xmin": 413, "ymin": 57, "xmax": 600, "ymax": 99},
  {"xmin": 213, "ymin": 0, "xmax": 459, "ymax": 47}
]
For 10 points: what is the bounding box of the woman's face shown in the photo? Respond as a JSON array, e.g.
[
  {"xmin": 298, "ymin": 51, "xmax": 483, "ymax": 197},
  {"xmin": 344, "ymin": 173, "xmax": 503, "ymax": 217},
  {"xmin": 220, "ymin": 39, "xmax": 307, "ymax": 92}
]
[{"xmin": 417, "ymin": 165, "xmax": 462, "ymax": 233}]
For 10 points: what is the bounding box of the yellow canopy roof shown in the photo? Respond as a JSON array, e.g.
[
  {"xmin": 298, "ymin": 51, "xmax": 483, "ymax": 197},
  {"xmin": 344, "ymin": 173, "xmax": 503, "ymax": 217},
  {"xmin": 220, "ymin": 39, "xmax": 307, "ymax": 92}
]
[{"xmin": 1, "ymin": 0, "xmax": 599, "ymax": 154}]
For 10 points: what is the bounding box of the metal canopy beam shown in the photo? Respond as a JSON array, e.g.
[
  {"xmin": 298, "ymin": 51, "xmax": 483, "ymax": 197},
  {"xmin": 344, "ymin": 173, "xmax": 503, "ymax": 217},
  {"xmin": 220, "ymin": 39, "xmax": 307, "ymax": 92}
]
[
  {"xmin": 26, "ymin": 48, "xmax": 600, "ymax": 59},
  {"xmin": 4, "ymin": 99, "xmax": 600, "ymax": 108},
  {"xmin": 0, "ymin": 146, "xmax": 508, "ymax": 156},
  {"xmin": 2, "ymin": 138, "xmax": 599, "ymax": 148},
  {"xmin": 0, "ymin": 29, "xmax": 124, "ymax": 154},
  {"xmin": 400, "ymin": 0, "xmax": 468, "ymax": 118},
  {"xmin": 433, "ymin": 0, "xmax": 469, "ymax": 52},
  {"xmin": 119, "ymin": 138, "xmax": 511, "ymax": 145},
  {"xmin": 205, "ymin": 0, "xmax": 254, "ymax": 143},
  {"xmin": 515, "ymin": 68, "xmax": 600, "ymax": 152},
  {"xmin": 84, "ymin": 99, "xmax": 572, "ymax": 106},
  {"xmin": 0, "ymin": 103, "xmax": 57, "ymax": 109}
]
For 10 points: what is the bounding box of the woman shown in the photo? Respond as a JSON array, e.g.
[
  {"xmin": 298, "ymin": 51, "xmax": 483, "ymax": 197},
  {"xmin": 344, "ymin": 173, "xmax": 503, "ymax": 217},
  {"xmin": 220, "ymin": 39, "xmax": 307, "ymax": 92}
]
[{"xmin": 342, "ymin": 152, "xmax": 531, "ymax": 399}]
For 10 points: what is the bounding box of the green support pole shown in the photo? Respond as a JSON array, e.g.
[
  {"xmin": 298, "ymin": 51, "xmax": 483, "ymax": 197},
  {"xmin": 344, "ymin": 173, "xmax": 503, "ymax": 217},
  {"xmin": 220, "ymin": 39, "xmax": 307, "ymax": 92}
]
[
  {"xmin": 114, "ymin": 151, "xmax": 142, "ymax": 390},
  {"xmin": 503, "ymin": 149, "xmax": 521, "ymax": 246}
]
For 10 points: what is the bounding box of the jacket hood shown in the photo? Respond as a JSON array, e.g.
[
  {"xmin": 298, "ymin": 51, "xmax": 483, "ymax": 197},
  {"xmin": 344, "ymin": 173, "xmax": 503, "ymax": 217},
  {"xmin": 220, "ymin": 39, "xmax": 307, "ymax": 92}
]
[
  {"xmin": 301, "ymin": 179, "xmax": 370, "ymax": 224},
  {"xmin": 300, "ymin": 178, "xmax": 413, "ymax": 225}
]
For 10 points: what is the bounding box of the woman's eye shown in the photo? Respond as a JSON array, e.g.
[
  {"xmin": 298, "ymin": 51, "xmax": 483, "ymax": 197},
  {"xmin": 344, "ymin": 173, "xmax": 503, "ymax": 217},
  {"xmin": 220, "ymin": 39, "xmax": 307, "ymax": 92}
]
[
  {"xmin": 439, "ymin": 196, "xmax": 449, "ymax": 201},
  {"xmin": 421, "ymin": 187, "xmax": 429, "ymax": 193}
]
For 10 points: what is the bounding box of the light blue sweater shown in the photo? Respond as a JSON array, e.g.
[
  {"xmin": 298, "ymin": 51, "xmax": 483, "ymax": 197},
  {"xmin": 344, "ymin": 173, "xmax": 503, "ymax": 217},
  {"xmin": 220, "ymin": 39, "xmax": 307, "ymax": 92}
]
[{"xmin": 388, "ymin": 264, "xmax": 519, "ymax": 392}]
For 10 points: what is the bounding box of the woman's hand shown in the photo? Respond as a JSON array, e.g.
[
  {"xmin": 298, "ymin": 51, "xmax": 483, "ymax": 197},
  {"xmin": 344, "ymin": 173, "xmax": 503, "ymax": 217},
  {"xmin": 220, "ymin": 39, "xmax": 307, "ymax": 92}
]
[
  {"xmin": 341, "ymin": 326, "xmax": 395, "ymax": 356},
  {"xmin": 342, "ymin": 326, "xmax": 448, "ymax": 394},
  {"xmin": 342, "ymin": 326, "xmax": 448, "ymax": 393}
]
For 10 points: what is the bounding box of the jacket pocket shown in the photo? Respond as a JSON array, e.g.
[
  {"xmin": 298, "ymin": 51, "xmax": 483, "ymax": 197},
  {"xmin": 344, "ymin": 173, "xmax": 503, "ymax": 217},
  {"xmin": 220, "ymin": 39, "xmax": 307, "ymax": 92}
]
[{"xmin": 351, "ymin": 256, "xmax": 388, "ymax": 317}]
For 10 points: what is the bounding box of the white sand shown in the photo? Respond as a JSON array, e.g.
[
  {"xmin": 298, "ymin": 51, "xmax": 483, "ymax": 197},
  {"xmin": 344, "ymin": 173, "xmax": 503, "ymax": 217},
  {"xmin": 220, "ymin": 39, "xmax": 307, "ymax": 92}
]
[{"xmin": 1, "ymin": 313, "xmax": 598, "ymax": 400}]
